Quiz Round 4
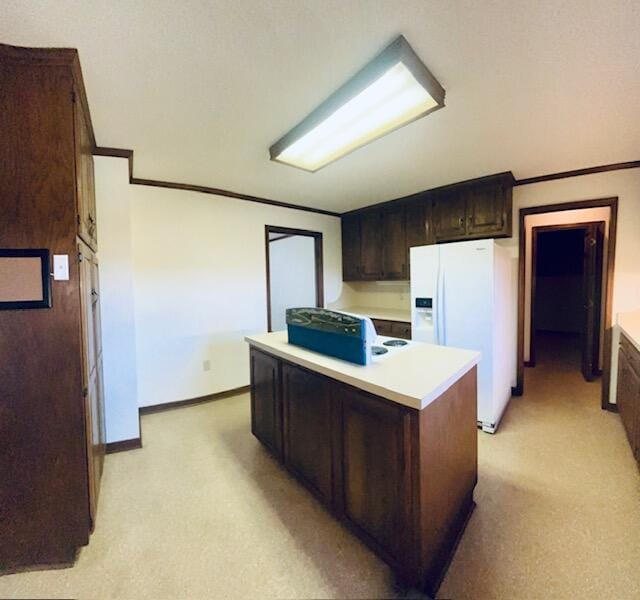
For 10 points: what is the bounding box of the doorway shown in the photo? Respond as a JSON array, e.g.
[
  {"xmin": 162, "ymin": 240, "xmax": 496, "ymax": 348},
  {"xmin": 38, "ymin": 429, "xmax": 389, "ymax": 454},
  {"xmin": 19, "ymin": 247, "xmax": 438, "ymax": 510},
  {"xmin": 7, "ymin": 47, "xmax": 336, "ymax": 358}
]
[
  {"xmin": 516, "ymin": 197, "xmax": 618, "ymax": 409},
  {"xmin": 265, "ymin": 226, "xmax": 324, "ymax": 332},
  {"xmin": 530, "ymin": 222, "xmax": 605, "ymax": 381}
]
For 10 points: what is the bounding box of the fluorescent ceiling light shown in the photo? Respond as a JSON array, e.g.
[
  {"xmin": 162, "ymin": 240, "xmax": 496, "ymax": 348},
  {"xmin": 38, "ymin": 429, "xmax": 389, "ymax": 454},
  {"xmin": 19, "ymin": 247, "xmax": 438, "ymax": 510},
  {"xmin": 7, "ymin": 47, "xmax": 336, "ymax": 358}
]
[{"xmin": 269, "ymin": 35, "xmax": 445, "ymax": 172}]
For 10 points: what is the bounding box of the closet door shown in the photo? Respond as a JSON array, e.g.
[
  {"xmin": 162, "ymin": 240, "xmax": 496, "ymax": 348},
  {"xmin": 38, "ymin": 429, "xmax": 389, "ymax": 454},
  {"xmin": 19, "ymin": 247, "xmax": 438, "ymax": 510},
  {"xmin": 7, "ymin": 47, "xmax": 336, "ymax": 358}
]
[{"xmin": 78, "ymin": 242, "xmax": 105, "ymax": 527}]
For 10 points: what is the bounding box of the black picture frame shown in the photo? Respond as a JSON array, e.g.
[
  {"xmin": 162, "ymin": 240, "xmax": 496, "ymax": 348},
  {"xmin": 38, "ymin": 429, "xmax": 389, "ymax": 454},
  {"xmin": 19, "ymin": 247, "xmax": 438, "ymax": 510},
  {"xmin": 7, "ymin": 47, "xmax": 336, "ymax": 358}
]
[{"xmin": 0, "ymin": 249, "xmax": 52, "ymax": 310}]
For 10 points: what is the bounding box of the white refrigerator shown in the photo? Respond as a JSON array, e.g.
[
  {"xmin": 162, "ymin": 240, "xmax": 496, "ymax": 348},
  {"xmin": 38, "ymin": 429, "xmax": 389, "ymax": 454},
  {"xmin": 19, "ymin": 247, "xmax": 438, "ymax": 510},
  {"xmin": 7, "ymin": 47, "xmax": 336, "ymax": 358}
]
[{"xmin": 410, "ymin": 239, "xmax": 517, "ymax": 433}]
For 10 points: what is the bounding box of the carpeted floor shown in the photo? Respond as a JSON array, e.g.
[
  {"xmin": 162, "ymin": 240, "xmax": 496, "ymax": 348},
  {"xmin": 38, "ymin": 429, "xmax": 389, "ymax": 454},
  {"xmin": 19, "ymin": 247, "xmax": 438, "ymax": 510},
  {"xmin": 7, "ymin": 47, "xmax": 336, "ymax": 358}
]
[{"xmin": 1, "ymin": 333, "xmax": 639, "ymax": 599}]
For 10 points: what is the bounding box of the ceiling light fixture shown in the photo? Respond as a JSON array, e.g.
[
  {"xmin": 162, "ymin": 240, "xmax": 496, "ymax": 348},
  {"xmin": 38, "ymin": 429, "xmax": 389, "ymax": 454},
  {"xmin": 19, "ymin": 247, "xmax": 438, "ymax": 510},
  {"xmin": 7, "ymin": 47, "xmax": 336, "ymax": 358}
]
[{"xmin": 269, "ymin": 35, "xmax": 445, "ymax": 173}]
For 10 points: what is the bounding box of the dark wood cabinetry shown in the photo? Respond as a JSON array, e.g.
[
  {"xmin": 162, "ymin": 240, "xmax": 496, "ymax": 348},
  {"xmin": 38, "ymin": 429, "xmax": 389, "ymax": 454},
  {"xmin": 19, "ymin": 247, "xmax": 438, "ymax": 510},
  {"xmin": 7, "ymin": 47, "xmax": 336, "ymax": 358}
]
[
  {"xmin": 250, "ymin": 348, "xmax": 282, "ymax": 458},
  {"xmin": 341, "ymin": 213, "xmax": 361, "ymax": 281},
  {"xmin": 248, "ymin": 346, "xmax": 478, "ymax": 596},
  {"xmin": 432, "ymin": 187, "xmax": 468, "ymax": 241},
  {"xmin": 339, "ymin": 386, "xmax": 412, "ymax": 563},
  {"xmin": 381, "ymin": 206, "xmax": 408, "ymax": 279},
  {"xmin": 617, "ymin": 333, "xmax": 640, "ymax": 465},
  {"xmin": 371, "ymin": 319, "xmax": 412, "ymax": 339},
  {"xmin": 359, "ymin": 210, "xmax": 384, "ymax": 279},
  {"xmin": 0, "ymin": 44, "xmax": 104, "ymax": 569},
  {"xmin": 282, "ymin": 364, "xmax": 334, "ymax": 505},
  {"xmin": 342, "ymin": 173, "xmax": 514, "ymax": 281},
  {"xmin": 75, "ymin": 100, "xmax": 98, "ymax": 250}
]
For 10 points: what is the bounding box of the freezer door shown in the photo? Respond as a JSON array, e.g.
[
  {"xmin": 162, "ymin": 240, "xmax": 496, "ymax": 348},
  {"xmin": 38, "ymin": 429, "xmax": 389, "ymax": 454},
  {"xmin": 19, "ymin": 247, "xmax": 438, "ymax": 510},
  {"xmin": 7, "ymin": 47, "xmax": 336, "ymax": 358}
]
[
  {"xmin": 410, "ymin": 245, "xmax": 440, "ymax": 343},
  {"xmin": 439, "ymin": 240, "xmax": 494, "ymax": 424}
]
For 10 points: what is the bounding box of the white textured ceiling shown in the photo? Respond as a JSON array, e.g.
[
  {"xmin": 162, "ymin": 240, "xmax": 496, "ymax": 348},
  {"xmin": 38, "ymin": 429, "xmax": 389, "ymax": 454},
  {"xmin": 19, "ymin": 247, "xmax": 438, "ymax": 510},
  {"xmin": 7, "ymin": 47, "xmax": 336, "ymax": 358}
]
[{"xmin": 3, "ymin": 1, "xmax": 639, "ymax": 213}]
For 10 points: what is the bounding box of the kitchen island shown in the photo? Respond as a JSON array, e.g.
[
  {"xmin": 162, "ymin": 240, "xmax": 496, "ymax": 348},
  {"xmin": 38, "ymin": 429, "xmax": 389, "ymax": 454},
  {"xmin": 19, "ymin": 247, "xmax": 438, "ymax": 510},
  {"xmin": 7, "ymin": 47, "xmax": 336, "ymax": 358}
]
[{"xmin": 245, "ymin": 331, "xmax": 479, "ymax": 596}]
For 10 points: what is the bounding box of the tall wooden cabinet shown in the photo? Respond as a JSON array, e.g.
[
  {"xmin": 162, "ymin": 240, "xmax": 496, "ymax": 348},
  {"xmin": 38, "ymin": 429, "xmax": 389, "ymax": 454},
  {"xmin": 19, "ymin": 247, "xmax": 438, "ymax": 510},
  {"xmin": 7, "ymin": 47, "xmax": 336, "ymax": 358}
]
[{"xmin": 0, "ymin": 44, "xmax": 105, "ymax": 570}]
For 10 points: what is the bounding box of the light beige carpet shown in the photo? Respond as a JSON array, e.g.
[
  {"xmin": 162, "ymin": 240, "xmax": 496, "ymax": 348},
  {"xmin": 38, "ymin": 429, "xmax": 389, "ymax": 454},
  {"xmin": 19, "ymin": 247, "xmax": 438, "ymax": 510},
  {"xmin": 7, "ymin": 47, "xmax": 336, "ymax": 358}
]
[{"xmin": 1, "ymin": 333, "xmax": 639, "ymax": 599}]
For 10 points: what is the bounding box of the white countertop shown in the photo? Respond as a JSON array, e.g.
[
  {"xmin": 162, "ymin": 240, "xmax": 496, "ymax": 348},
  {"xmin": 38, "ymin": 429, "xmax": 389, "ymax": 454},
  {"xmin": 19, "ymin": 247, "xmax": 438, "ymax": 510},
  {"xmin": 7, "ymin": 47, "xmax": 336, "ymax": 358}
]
[
  {"xmin": 337, "ymin": 305, "xmax": 412, "ymax": 323},
  {"xmin": 618, "ymin": 309, "xmax": 640, "ymax": 352},
  {"xmin": 245, "ymin": 331, "xmax": 479, "ymax": 411}
]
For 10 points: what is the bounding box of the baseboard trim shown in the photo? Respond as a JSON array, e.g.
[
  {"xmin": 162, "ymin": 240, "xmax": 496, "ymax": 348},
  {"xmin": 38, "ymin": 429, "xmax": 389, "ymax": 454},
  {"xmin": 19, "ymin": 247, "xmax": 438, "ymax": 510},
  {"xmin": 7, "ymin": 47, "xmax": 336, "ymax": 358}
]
[
  {"xmin": 139, "ymin": 385, "xmax": 250, "ymax": 415},
  {"xmin": 604, "ymin": 402, "xmax": 619, "ymax": 413},
  {"xmin": 106, "ymin": 437, "xmax": 142, "ymax": 454}
]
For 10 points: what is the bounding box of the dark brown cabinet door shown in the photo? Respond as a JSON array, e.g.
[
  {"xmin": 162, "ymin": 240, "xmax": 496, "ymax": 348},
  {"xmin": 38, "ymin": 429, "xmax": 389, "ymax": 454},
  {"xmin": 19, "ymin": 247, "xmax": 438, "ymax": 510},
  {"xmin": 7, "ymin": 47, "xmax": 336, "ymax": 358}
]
[
  {"xmin": 466, "ymin": 182, "xmax": 509, "ymax": 238},
  {"xmin": 405, "ymin": 196, "xmax": 433, "ymax": 269},
  {"xmin": 359, "ymin": 210, "xmax": 383, "ymax": 280},
  {"xmin": 75, "ymin": 98, "xmax": 97, "ymax": 250},
  {"xmin": 341, "ymin": 214, "xmax": 361, "ymax": 281},
  {"xmin": 382, "ymin": 207, "xmax": 407, "ymax": 279},
  {"xmin": 282, "ymin": 364, "xmax": 334, "ymax": 506},
  {"xmin": 371, "ymin": 319, "xmax": 393, "ymax": 336},
  {"xmin": 338, "ymin": 386, "xmax": 412, "ymax": 562},
  {"xmin": 391, "ymin": 321, "xmax": 411, "ymax": 340},
  {"xmin": 250, "ymin": 348, "xmax": 282, "ymax": 458},
  {"xmin": 432, "ymin": 189, "xmax": 467, "ymax": 242},
  {"xmin": 617, "ymin": 346, "xmax": 640, "ymax": 458}
]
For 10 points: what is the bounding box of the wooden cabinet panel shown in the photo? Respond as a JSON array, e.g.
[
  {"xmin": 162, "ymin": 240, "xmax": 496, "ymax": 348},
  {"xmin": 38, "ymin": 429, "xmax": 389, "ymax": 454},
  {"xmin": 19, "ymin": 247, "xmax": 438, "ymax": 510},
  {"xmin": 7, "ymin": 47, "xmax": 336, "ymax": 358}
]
[
  {"xmin": 371, "ymin": 319, "xmax": 393, "ymax": 336},
  {"xmin": 432, "ymin": 189, "xmax": 467, "ymax": 242},
  {"xmin": 250, "ymin": 348, "xmax": 282, "ymax": 458},
  {"xmin": 406, "ymin": 196, "xmax": 433, "ymax": 272},
  {"xmin": 282, "ymin": 364, "xmax": 334, "ymax": 505},
  {"xmin": 339, "ymin": 385, "xmax": 412, "ymax": 562},
  {"xmin": 466, "ymin": 181, "xmax": 510, "ymax": 238},
  {"xmin": 381, "ymin": 207, "xmax": 407, "ymax": 279},
  {"xmin": 341, "ymin": 214, "xmax": 361, "ymax": 281},
  {"xmin": 617, "ymin": 338, "xmax": 640, "ymax": 462},
  {"xmin": 78, "ymin": 243, "xmax": 105, "ymax": 526},
  {"xmin": 391, "ymin": 321, "xmax": 411, "ymax": 340},
  {"xmin": 75, "ymin": 98, "xmax": 97, "ymax": 250},
  {"xmin": 359, "ymin": 211, "xmax": 383, "ymax": 279}
]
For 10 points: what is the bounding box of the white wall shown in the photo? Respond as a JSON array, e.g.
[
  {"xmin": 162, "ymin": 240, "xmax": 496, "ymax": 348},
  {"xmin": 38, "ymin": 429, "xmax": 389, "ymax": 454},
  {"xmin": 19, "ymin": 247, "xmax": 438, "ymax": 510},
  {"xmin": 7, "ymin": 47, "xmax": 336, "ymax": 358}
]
[
  {"xmin": 502, "ymin": 169, "xmax": 640, "ymax": 401},
  {"xmin": 95, "ymin": 157, "xmax": 341, "ymax": 435},
  {"xmin": 95, "ymin": 157, "xmax": 140, "ymax": 443},
  {"xmin": 269, "ymin": 235, "xmax": 317, "ymax": 331},
  {"xmin": 128, "ymin": 178, "xmax": 341, "ymax": 409}
]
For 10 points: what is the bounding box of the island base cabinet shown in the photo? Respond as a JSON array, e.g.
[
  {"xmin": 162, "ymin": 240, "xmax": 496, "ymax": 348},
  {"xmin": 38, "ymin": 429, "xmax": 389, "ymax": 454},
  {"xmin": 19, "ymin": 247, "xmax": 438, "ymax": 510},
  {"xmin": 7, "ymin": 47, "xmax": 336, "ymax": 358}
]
[
  {"xmin": 249, "ymin": 347, "xmax": 478, "ymax": 597},
  {"xmin": 250, "ymin": 348, "xmax": 282, "ymax": 458},
  {"xmin": 282, "ymin": 364, "xmax": 334, "ymax": 507}
]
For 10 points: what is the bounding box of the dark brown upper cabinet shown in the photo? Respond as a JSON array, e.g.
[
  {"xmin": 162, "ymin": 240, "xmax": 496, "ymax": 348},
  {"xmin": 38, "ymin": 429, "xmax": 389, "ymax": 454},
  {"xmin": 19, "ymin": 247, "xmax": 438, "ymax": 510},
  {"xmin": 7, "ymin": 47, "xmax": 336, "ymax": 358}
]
[
  {"xmin": 381, "ymin": 206, "xmax": 407, "ymax": 279},
  {"xmin": 465, "ymin": 178, "xmax": 512, "ymax": 238},
  {"xmin": 75, "ymin": 96, "xmax": 98, "ymax": 251},
  {"xmin": 341, "ymin": 172, "xmax": 514, "ymax": 282},
  {"xmin": 341, "ymin": 213, "xmax": 361, "ymax": 281},
  {"xmin": 432, "ymin": 188, "xmax": 468, "ymax": 242},
  {"xmin": 359, "ymin": 210, "xmax": 384, "ymax": 280}
]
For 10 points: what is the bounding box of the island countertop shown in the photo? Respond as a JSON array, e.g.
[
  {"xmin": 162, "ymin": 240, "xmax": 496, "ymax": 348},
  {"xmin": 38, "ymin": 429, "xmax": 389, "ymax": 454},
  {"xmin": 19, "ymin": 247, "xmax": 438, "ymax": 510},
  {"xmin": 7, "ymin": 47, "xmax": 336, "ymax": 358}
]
[{"xmin": 245, "ymin": 331, "xmax": 480, "ymax": 411}]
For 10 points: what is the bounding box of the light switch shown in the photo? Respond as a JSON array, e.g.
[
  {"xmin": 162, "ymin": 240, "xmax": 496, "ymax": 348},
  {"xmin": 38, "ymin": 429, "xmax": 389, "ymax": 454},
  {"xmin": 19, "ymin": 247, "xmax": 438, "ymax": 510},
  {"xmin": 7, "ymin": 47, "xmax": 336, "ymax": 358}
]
[{"xmin": 53, "ymin": 254, "xmax": 69, "ymax": 281}]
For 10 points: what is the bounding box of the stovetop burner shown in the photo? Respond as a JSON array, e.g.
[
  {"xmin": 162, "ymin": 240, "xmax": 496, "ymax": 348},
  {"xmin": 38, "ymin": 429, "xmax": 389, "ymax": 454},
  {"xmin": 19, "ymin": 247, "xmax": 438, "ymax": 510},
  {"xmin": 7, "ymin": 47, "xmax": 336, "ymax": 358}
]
[
  {"xmin": 371, "ymin": 346, "xmax": 388, "ymax": 356},
  {"xmin": 382, "ymin": 339, "xmax": 408, "ymax": 347}
]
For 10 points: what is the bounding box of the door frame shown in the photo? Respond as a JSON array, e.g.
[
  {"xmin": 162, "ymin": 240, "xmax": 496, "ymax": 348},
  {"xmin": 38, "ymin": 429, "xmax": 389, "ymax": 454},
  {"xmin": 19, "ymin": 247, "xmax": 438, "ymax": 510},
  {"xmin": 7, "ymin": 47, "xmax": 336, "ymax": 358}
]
[
  {"xmin": 265, "ymin": 225, "xmax": 324, "ymax": 332},
  {"xmin": 516, "ymin": 197, "xmax": 618, "ymax": 409},
  {"xmin": 529, "ymin": 221, "xmax": 605, "ymax": 370}
]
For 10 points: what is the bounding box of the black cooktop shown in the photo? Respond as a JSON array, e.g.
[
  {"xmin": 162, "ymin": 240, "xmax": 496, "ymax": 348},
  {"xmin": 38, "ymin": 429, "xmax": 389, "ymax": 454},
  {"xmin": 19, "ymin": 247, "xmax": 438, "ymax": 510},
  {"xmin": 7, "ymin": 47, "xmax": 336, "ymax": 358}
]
[{"xmin": 371, "ymin": 346, "xmax": 388, "ymax": 356}]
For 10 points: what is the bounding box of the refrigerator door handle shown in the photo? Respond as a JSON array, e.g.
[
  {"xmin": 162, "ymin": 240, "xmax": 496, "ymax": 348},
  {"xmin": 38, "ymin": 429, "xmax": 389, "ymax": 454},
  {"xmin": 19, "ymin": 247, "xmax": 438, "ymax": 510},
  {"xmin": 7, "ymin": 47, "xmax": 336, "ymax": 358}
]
[{"xmin": 440, "ymin": 271, "xmax": 446, "ymax": 346}]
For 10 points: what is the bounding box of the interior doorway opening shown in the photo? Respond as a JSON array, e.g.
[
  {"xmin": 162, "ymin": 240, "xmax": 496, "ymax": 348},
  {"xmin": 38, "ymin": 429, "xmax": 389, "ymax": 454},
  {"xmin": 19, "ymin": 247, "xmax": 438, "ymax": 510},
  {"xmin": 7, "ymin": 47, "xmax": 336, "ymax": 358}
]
[
  {"xmin": 530, "ymin": 223, "xmax": 605, "ymax": 381},
  {"xmin": 516, "ymin": 197, "xmax": 618, "ymax": 409},
  {"xmin": 265, "ymin": 226, "xmax": 324, "ymax": 332}
]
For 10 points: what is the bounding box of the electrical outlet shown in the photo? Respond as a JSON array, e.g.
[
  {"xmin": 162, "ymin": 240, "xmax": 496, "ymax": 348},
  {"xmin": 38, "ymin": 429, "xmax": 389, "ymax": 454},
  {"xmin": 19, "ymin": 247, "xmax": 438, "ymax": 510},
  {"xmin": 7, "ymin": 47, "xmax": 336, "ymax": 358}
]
[{"xmin": 202, "ymin": 360, "xmax": 211, "ymax": 372}]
